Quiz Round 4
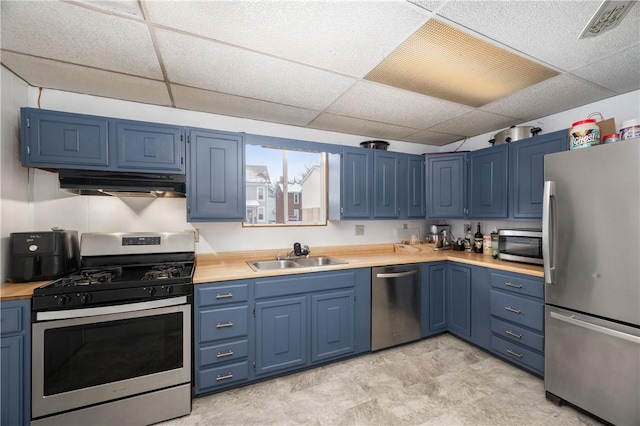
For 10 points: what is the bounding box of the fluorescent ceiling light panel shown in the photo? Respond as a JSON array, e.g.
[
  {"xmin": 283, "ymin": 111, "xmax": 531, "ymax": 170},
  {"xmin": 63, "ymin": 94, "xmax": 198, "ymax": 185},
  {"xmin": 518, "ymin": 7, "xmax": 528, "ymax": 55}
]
[
  {"xmin": 364, "ymin": 19, "xmax": 559, "ymax": 107},
  {"xmin": 579, "ymin": 0, "xmax": 635, "ymax": 38}
]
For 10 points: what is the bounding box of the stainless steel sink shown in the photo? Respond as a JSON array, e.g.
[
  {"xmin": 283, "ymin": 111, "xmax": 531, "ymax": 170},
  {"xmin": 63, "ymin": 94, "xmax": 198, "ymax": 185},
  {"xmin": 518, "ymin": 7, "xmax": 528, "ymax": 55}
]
[
  {"xmin": 247, "ymin": 256, "xmax": 347, "ymax": 272},
  {"xmin": 293, "ymin": 256, "xmax": 347, "ymax": 267}
]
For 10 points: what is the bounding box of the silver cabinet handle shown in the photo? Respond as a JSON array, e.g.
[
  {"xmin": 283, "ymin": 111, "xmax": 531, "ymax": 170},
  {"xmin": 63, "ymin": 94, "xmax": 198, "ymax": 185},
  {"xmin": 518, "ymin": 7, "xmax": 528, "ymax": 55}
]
[
  {"xmin": 216, "ymin": 293, "xmax": 234, "ymax": 299},
  {"xmin": 505, "ymin": 330, "xmax": 522, "ymax": 339},
  {"xmin": 216, "ymin": 350, "xmax": 234, "ymax": 358},
  {"xmin": 505, "ymin": 282, "xmax": 522, "ymax": 289},
  {"xmin": 216, "ymin": 321, "xmax": 234, "ymax": 328},
  {"xmin": 504, "ymin": 306, "xmax": 522, "ymax": 314},
  {"xmin": 550, "ymin": 311, "xmax": 640, "ymax": 344},
  {"xmin": 376, "ymin": 270, "xmax": 418, "ymax": 279},
  {"xmin": 543, "ymin": 180, "xmax": 556, "ymax": 285},
  {"xmin": 506, "ymin": 349, "xmax": 523, "ymax": 358},
  {"xmin": 216, "ymin": 373, "xmax": 233, "ymax": 381}
]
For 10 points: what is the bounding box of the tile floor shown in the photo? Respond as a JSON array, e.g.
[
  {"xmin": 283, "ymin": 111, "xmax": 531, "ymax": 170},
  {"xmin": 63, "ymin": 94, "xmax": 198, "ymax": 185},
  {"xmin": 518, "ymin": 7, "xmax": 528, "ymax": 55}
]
[{"xmin": 161, "ymin": 334, "xmax": 603, "ymax": 425}]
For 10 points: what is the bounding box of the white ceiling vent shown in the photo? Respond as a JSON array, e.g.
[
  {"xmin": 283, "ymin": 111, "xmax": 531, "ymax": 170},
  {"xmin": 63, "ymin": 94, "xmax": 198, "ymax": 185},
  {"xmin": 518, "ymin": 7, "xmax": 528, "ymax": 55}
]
[{"xmin": 579, "ymin": 0, "xmax": 636, "ymax": 38}]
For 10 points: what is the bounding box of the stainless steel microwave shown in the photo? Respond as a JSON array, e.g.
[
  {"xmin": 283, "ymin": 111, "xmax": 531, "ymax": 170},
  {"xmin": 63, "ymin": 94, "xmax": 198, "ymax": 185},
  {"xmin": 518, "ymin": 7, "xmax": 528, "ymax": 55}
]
[{"xmin": 498, "ymin": 228, "xmax": 543, "ymax": 265}]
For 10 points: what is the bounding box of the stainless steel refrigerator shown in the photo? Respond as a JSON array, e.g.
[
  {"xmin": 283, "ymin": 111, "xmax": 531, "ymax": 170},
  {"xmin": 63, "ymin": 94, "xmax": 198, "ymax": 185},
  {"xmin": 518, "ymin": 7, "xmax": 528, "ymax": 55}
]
[{"xmin": 543, "ymin": 139, "xmax": 640, "ymax": 425}]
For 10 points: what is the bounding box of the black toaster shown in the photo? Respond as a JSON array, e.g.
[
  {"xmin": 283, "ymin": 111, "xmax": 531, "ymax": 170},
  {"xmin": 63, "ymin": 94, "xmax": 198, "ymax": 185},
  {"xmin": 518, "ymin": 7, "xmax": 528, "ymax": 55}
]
[{"xmin": 8, "ymin": 230, "xmax": 80, "ymax": 282}]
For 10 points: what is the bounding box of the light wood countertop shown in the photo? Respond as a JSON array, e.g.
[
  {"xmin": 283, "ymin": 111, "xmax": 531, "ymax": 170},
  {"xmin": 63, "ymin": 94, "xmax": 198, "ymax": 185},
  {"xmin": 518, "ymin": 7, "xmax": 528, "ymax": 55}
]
[
  {"xmin": 1, "ymin": 244, "xmax": 543, "ymax": 301},
  {"xmin": 193, "ymin": 243, "xmax": 543, "ymax": 284}
]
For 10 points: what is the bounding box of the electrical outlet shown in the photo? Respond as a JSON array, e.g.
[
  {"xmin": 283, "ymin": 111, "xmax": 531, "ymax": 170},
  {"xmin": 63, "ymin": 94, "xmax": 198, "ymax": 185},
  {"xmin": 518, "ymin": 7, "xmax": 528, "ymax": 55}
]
[
  {"xmin": 186, "ymin": 228, "xmax": 199, "ymax": 242},
  {"xmin": 355, "ymin": 224, "xmax": 365, "ymax": 236}
]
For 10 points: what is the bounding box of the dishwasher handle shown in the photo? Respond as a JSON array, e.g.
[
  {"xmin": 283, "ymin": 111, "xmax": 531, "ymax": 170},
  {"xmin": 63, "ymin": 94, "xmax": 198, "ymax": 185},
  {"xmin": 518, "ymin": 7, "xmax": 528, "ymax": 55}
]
[{"xmin": 376, "ymin": 270, "xmax": 418, "ymax": 279}]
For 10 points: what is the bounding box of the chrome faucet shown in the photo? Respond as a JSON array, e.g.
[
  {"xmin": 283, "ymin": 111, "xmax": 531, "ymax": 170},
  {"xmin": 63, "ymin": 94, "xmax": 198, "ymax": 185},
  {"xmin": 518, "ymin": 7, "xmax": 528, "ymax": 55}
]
[{"xmin": 279, "ymin": 242, "xmax": 311, "ymax": 260}]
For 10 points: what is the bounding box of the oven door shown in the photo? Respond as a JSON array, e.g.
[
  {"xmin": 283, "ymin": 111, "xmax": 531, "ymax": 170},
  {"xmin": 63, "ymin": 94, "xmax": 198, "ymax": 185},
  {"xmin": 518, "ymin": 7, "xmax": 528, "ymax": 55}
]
[{"xmin": 32, "ymin": 297, "xmax": 191, "ymax": 420}]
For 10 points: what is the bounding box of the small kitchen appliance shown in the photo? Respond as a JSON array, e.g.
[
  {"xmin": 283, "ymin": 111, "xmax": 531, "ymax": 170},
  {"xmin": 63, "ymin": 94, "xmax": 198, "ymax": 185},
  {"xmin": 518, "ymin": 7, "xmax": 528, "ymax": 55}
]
[
  {"xmin": 8, "ymin": 230, "xmax": 79, "ymax": 282},
  {"xmin": 30, "ymin": 232, "xmax": 195, "ymax": 426},
  {"xmin": 429, "ymin": 224, "xmax": 451, "ymax": 250},
  {"xmin": 497, "ymin": 228, "xmax": 543, "ymax": 265}
]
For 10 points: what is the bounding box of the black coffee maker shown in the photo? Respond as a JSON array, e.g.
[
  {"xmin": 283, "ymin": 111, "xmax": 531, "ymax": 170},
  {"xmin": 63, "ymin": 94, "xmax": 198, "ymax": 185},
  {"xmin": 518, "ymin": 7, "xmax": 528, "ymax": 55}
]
[{"xmin": 8, "ymin": 230, "xmax": 80, "ymax": 282}]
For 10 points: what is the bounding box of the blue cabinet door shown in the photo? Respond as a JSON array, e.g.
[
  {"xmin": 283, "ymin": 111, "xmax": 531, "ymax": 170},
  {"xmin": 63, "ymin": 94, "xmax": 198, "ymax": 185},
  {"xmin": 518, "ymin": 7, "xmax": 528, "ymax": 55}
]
[
  {"xmin": 21, "ymin": 107, "xmax": 109, "ymax": 169},
  {"xmin": 311, "ymin": 290, "xmax": 355, "ymax": 363},
  {"xmin": 468, "ymin": 145, "xmax": 508, "ymax": 218},
  {"xmin": 373, "ymin": 151, "xmax": 402, "ymax": 218},
  {"xmin": 426, "ymin": 153, "xmax": 467, "ymax": 218},
  {"xmin": 447, "ymin": 263, "xmax": 471, "ymax": 338},
  {"xmin": 405, "ymin": 154, "xmax": 425, "ymax": 218},
  {"xmin": 341, "ymin": 147, "xmax": 372, "ymax": 218},
  {"xmin": 114, "ymin": 120, "xmax": 185, "ymax": 173},
  {"xmin": 255, "ymin": 296, "xmax": 307, "ymax": 376},
  {"xmin": 0, "ymin": 300, "xmax": 30, "ymax": 426},
  {"xmin": 470, "ymin": 266, "xmax": 491, "ymax": 350},
  {"xmin": 421, "ymin": 262, "xmax": 447, "ymax": 337},
  {"xmin": 187, "ymin": 129, "xmax": 244, "ymax": 221},
  {"xmin": 509, "ymin": 130, "xmax": 568, "ymax": 219}
]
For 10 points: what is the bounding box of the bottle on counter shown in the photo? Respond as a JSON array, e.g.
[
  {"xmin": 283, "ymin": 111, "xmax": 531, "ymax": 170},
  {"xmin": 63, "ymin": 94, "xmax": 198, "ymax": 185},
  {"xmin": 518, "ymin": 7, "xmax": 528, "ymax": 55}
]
[
  {"xmin": 464, "ymin": 224, "xmax": 472, "ymax": 252},
  {"xmin": 474, "ymin": 222, "xmax": 483, "ymax": 254},
  {"xmin": 490, "ymin": 228, "xmax": 499, "ymax": 259}
]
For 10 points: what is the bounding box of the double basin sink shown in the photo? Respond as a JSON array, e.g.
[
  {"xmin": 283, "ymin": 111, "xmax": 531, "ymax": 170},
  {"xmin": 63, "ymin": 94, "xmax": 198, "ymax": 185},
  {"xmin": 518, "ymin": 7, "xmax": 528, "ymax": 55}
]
[{"xmin": 247, "ymin": 256, "xmax": 347, "ymax": 272}]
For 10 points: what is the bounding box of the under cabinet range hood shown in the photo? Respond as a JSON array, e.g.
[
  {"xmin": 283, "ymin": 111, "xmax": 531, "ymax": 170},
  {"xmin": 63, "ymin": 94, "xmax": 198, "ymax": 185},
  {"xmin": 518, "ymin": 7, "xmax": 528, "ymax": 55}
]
[{"xmin": 58, "ymin": 169, "xmax": 186, "ymax": 197}]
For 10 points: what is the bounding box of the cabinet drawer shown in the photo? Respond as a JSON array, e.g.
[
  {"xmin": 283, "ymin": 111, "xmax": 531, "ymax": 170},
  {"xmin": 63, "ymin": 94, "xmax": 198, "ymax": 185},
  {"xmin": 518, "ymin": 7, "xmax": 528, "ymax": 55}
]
[
  {"xmin": 490, "ymin": 290, "xmax": 543, "ymax": 331},
  {"xmin": 491, "ymin": 317, "xmax": 544, "ymax": 352},
  {"xmin": 491, "ymin": 335, "xmax": 544, "ymax": 374},
  {"xmin": 197, "ymin": 283, "xmax": 249, "ymax": 307},
  {"xmin": 199, "ymin": 306, "xmax": 249, "ymax": 343},
  {"xmin": 199, "ymin": 339, "xmax": 249, "ymax": 367},
  {"xmin": 0, "ymin": 306, "xmax": 23, "ymax": 335},
  {"xmin": 197, "ymin": 361, "xmax": 249, "ymax": 391},
  {"xmin": 491, "ymin": 272, "xmax": 543, "ymax": 299}
]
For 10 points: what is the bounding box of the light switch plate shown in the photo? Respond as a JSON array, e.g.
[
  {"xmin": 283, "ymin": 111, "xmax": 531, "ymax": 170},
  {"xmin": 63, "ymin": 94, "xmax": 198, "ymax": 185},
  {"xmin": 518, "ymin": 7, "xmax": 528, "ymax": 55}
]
[{"xmin": 355, "ymin": 224, "xmax": 365, "ymax": 236}]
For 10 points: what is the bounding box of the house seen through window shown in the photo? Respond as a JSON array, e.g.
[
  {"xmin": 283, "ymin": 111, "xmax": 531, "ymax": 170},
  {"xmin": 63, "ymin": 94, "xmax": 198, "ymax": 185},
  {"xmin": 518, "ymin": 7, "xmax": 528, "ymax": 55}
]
[{"xmin": 244, "ymin": 145, "xmax": 327, "ymax": 226}]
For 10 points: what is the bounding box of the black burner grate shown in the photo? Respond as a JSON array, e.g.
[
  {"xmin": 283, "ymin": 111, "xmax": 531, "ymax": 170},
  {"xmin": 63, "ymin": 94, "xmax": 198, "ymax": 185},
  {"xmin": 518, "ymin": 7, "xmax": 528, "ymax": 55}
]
[
  {"xmin": 142, "ymin": 264, "xmax": 185, "ymax": 281},
  {"xmin": 59, "ymin": 267, "xmax": 123, "ymax": 287}
]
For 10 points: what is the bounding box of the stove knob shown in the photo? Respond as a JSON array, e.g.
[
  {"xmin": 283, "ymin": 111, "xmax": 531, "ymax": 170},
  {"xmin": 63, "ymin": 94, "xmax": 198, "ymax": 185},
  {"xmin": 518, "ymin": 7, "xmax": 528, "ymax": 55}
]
[
  {"xmin": 162, "ymin": 285, "xmax": 174, "ymax": 295},
  {"xmin": 145, "ymin": 287, "xmax": 156, "ymax": 296},
  {"xmin": 56, "ymin": 295, "xmax": 70, "ymax": 305},
  {"xmin": 79, "ymin": 293, "xmax": 92, "ymax": 304}
]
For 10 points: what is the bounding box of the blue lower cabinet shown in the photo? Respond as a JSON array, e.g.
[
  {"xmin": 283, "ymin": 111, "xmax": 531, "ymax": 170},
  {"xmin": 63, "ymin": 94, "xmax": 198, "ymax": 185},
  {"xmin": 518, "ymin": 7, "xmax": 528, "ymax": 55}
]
[
  {"xmin": 470, "ymin": 266, "xmax": 491, "ymax": 350},
  {"xmin": 488, "ymin": 270, "xmax": 545, "ymax": 376},
  {"xmin": 311, "ymin": 290, "xmax": 355, "ymax": 363},
  {"xmin": 255, "ymin": 296, "xmax": 307, "ymax": 376},
  {"xmin": 198, "ymin": 361, "xmax": 250, "ymax": 389},
  {"xmin": 447, "ymin": 263, "xmax": 471, "ymax": 338},
  {"xmin": 0, "ymin": 299, "xmax": 30, "ymax": 426},
  {"xmin": 421, "ymin": 262, "xmax": 447, "ymax": 337}
]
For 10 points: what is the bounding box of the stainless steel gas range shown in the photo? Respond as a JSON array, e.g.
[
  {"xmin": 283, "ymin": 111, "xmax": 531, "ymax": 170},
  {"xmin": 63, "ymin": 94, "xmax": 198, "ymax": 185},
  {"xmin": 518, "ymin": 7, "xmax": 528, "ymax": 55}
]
[{"xmin": 30, "ymin": 232, "xmax": 195, "ymax": 426}]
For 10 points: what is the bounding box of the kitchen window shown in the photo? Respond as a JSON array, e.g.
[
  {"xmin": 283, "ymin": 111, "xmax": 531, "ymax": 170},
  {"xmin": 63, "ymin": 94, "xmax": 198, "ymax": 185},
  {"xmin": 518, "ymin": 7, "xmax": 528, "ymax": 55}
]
[{"xmin": 244, "ymin": 142, "xmax": 328, "ymax": 227}]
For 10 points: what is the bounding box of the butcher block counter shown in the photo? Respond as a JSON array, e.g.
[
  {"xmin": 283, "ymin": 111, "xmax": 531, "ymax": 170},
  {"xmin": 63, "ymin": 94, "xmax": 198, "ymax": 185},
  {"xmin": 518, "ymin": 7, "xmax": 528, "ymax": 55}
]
[{"xmin": 1, "ymin": 244, "xmax": 543, "ymax": 301}]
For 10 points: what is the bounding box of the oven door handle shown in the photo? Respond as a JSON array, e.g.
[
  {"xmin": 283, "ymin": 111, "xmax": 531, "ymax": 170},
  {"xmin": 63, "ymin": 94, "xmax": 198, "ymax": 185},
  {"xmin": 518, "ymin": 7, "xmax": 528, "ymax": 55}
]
[{"xmin": 36, "ymin": 296, "xmax": 189, "ymax": 321}]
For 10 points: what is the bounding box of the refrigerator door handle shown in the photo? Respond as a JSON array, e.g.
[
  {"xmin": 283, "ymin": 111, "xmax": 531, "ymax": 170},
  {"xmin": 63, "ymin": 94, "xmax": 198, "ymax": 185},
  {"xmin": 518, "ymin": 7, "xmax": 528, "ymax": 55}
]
[
  {"xmin": 543, "ymin": 180, "xmax": 556, "ymax": 285},
  {"xmin": 550, "ymin": 311, "xmax": 640, "ymax": 344}
]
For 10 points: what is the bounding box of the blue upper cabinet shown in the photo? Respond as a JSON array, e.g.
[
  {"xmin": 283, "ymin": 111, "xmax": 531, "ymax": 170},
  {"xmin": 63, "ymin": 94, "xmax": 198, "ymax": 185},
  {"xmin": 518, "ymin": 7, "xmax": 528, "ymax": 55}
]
[
  {"xmin": 372, "ymin": 151, "xmax": 403, "ymax": 218},
  {"xmin": 405, "ymin": 154, "xmax": 425, "ymax": 219},
  {"xmin": 187, "ymin": 128, "xmax": 244, "ymax": 222},
  {"xmin": 21, "ymin": 107, "xmax": 186, "ymax": 174},
  {"xmin": 509, "ymin": 130, "xmax": 568, "ymax": 219},
  {"xmin": 22, "ymin": 107, "xmax": 109, "ymax": 169},
  {"xmin": 341, "ymin": 147, "xmax": 372, "ymax": 219},
  {"xmin": 468, "ymin": 144, "xmax": 508, "ymax": 218},
  {"xmin": 114, "ymin": 120, "xmax": 185, "ymax": 173},
  {"xmin": 426, "ymin": 153, "xmax": 467, "ymax": 218}
]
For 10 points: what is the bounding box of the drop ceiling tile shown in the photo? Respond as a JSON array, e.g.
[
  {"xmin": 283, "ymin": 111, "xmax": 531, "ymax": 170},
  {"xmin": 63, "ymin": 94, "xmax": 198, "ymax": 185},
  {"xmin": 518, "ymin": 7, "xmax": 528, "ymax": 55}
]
[
  {"xmin": 171, "ymin": 85, "xmax": 320, "ymax": 127},
  {"xmin": 481, "ymin": 74, "xmax": 618, "ymax": 121},
  {"xmin": 428, "ymin": 110, "xmax": 520, "ymax": 137},
  {"xmin": 308, "ymin": 113, "xmax": 420, "ymax": 141},
  {"xmin": 326, "ymin": 81, "xmax": 473, "ymax": 129},
  {"xmin": 0, "ymin": 1, "xmax": 162, "ymax": 78},
  {"xmin": 572, "ymin": 43, "xmax": 640, "ymax": 94},
  {"xmin": 155, "ymin": 29, "xmax": 356, "ymax": 111},
  {"xmin": 145, "ymin": 1, "xmax": 430, "ymax": 77},
  {"xmin": 401, "ymin": 129, "xmax": 465, "ymax": 146},
  {"xmin": 1, "ymin": 52, "xmax": 171, "ymax": 106},
  {"xmin": 437, "ymin": 1, "xmax": 640, "ymax": 71}
]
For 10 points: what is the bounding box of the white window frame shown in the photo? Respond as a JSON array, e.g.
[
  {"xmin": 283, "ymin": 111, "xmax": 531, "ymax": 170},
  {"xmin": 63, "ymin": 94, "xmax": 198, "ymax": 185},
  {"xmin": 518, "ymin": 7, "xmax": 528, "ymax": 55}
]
[
  {"xmin": 293, "ymin": 192, "xmax": 300, "ymax": 205},
  {"xmin": 257, "ymin": 186, "xmax": 265, "ymax": 201}
]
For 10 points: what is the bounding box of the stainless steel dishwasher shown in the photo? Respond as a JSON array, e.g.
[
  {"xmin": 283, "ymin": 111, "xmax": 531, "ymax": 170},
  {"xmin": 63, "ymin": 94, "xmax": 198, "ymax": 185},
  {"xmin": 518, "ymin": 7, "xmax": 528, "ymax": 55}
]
[{"xmin": 371, "ymin": 264, "xmax": 421, "ymax": 351}]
